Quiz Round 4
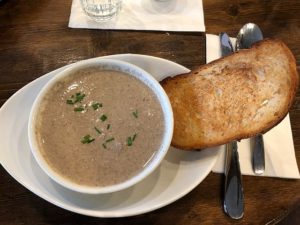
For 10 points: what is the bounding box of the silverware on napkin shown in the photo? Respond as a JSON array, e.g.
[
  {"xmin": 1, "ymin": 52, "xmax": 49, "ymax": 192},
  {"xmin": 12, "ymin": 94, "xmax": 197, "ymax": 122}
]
[
  {"xmin": 219, "ymin": 32, "xmax": 244, "ymax": 220},
  {"xmin": 236, "ymin": 23, "xmax": 265, "ymax": 175}
]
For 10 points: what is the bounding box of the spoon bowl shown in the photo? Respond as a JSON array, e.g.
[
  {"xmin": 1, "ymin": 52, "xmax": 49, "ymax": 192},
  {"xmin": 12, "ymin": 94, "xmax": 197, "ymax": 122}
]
[{"xmin": 236, "ymin": 23, "xmax": 263, "ymax": 50}]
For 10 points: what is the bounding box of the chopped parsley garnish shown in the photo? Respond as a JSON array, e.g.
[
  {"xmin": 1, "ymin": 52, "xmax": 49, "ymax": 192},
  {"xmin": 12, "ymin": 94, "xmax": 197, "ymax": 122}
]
[
  {"xmin": 81, "ymin": 135, "xmax": 95, "ymax": 144},
  {"xmin": 94, "ymin": 126, "xmax": 102, "ymax": 134},
  {"xmin": 100, "ymin": 114, "xmax": 107, "ymax": 122},
  {"xmin": 66, "ymin": 92, "xmax": 86, "ymax": 105},
  {"xmin": 132, "ymin": 110, "xmax": 138, "ymax": 118},
  {"xmin": 106, "ymin": 124, "xmax": 111, "ymax": 130},
  {"xmin": 74, "ymin": 106, "xmax": 85, "ymax": 112},
  {"xmin": 66, "ymin": 99, "xmax": 74, "ymax": 105},
  {"xmin": 127, "ymin": 133, "xmax": 137, "ymax": 146},
  {"xmin": 92, "ymin": 102, "xmax": 102, "ymax": 110},
  {"xmin": 74, "ymin": 92, "xmax": 86, "ymax": 103},
  {"xmin": 105, "ymin": 137, "xmax": 115, "ymax": 143},
  {"xmin": 102, "ymin": 143, "xmax": 107, "ymax": 149}
]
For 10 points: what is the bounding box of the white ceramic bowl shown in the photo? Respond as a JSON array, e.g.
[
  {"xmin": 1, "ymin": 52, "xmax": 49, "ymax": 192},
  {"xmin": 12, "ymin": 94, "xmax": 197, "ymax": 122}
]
[{"xmin": 28, "ymin": 58, "xmax": 174, "ymax": 194}]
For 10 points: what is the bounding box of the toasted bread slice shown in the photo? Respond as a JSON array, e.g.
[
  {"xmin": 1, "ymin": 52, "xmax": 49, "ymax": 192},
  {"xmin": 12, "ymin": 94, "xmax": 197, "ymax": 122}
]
[{"xmin": 161, "ymin": 39, "xmax": 299, "ymax": 150}]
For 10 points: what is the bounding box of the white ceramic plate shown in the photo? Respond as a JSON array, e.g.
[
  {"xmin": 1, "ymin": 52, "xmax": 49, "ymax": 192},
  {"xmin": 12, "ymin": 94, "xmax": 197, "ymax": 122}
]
[{"xmin": 0, "ymin": 54, "xmax": 221, "ymax": 218}]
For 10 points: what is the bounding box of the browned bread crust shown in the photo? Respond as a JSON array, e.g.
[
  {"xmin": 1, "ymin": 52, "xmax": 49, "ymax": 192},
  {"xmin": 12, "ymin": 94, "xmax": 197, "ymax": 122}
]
[{"xmin": 161, "ymin": 39, "xmax": 299, "ymax": 150}]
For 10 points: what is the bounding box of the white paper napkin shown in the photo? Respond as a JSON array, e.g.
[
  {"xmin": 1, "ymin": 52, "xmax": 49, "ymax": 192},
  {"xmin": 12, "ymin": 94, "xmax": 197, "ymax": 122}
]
[
  {"xmin": 69, "ymin": 0, "xmax": 205, "ymax": 32},
  {"xmin": 206, "ymin": 34, "xmax": 300, "ymax": 179}
]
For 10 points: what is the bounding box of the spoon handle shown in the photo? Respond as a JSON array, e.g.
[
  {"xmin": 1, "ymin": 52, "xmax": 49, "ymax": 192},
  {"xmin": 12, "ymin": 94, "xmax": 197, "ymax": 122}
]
[
  {"xmin": 223, "ymin": 141, "xmax": 244, "ymax": 219},
  {"xmin": 235, "ymin": 23, "xmax": 265, "ymax": 175},
  {"xmin": 252, "ymin": 134, "xmax": 265, "ymax": 174}
]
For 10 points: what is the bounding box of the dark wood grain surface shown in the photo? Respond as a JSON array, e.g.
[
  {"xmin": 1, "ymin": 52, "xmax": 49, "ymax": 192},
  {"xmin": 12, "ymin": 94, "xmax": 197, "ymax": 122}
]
[{"xmin": 1, "ymin": 0, "xmax": 299, "ymax": 224}]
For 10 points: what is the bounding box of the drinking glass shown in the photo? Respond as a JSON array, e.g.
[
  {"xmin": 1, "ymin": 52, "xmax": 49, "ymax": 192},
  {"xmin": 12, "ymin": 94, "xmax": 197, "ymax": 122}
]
[{"xmin": 80, "ymin": 0, "xmax": 122, "ymax": 22}]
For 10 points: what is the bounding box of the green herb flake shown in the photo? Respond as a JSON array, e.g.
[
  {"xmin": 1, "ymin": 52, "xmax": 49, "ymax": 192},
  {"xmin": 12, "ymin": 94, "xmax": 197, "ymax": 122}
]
[
  {"xmin": 66, "ymin": 99, "xmax": 74, "ymax": 105},
  {"xmin": 66, "ymin": 92, "xmax": 86, "ymax": 105},
  {"xmin": 132, "ymin": 110, "xmax": 138, "ymax": 118},
  {"xmin": 102, "ymin": 143, "xmax": 107, "ymax": 149},
  {"xmin": 106, "ymin": 124, "xmax": 111, "ymax": 130},
  {"xmin": 81, "ymin": 135, "xmax": 95, "ymax": 144},
  {"xmin": 94, "ymin": 126, "xmax": 102, "ymax": 134},
  {"xmin": 106, "ymin": 137, "xmax": 115, "ymax": 143},
  {"xmin": 92, "ymin": 102, "xmax": 102, "ymax": 110},
  {"xmin": 127, "ymin": 137, "xmax": 133, "ymax": 146},
  {"xmin": 74, "ymin": 92, "xmax": 86, "ymax": 103},
  {"xmin": 100, "ymin": 114, "xmax": 107, "ymax": 122},
  {"xmin": 74, "ymin": 106, "xmax": 85, "ymax": 112},
  {"xmin": 127, "ymin": 133, "xmax": 137, "ymax": 146}
]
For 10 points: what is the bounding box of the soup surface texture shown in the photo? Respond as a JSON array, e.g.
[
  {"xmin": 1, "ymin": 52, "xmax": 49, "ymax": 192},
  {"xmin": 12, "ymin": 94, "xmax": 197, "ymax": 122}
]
[{"xmin": 35, "ymin": 67, "xmax": 165, "ymax": 187}]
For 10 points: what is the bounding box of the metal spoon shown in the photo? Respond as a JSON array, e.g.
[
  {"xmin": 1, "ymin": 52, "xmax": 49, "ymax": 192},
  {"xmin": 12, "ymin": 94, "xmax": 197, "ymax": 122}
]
[
  {"xmin": 236, "ymin": 23, "xmax": 265, "ymax": 175},
  {"xmin": 236, "ymin": 23, "xmax": 263, "ymax": 50}
]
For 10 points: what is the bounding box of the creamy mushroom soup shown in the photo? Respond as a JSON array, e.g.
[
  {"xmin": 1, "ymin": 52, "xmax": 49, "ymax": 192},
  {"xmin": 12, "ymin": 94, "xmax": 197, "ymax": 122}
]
[{"xmin": 34, "ymin": 67, "xmax": 165, "ymax": 187}]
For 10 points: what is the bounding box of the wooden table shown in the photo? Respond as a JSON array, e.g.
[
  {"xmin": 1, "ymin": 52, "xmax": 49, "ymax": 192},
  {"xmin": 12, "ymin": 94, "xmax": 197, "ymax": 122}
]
[{"xmin": 0, "ymin": 0, "xmax": 299, "ymax": 224}]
